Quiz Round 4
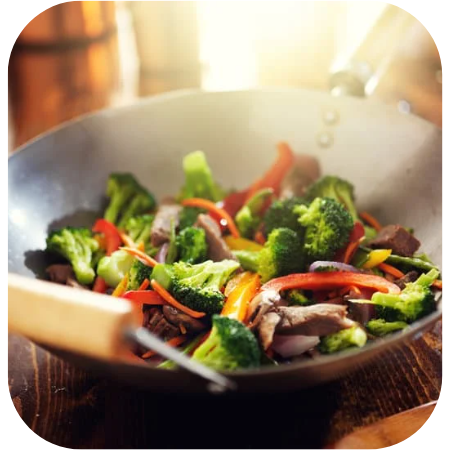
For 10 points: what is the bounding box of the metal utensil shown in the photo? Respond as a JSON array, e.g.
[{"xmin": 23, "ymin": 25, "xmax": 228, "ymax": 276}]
[{"xmin": 8, "ymin": 273, "xmax": 235, "ymax": 393}]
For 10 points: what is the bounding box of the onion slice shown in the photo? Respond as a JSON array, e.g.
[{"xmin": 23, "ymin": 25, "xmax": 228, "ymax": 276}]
[
  {"xmin": 271, "ymin": 335, "xmax": 320, "ymax": 358},
  {"xmin": 309, "ymin": 261, "xmax": 359, "ymax": 273}
]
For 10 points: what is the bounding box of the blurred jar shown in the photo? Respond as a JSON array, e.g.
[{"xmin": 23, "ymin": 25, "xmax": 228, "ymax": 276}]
[
  {"xmin": 128, "ymin": 1, "xmax": 201, "ymax": 95},
  {"xmin": 9, "ymin": 1, "xmax": 120, "ymax": 146}
]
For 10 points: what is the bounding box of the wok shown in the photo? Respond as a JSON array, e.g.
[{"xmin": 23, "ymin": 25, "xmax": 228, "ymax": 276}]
[{"xmin": 8, "ymin": 89, "xmax": 442, "ymax": 392}]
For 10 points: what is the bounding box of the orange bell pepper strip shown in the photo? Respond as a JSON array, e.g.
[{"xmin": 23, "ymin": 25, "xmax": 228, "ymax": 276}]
[
  {"xmin": 262, "ymin": 272, "xmax": 401, "ymax": 295},
  {"xmin": 222, "ymin": 273, "xmax": 261, "ymax": 322}
]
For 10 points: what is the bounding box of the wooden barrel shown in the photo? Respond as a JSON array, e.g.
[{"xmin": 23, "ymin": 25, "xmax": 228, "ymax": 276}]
[{"xmin": 9, "ymin": 1, "xmax": 119, "ymax": 147}]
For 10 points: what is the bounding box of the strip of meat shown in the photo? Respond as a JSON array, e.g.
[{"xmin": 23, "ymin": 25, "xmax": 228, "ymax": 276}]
[
  {"xmin": 394, "ymin": 270, "xmax": 419, "ymax": 290},
  {"xmin": 195, "ymin": 214, "xmax": 237, "ymax": 262},
  {"xmin": 162, "ymin": 305, "xmax": 206, "ymax": 333},
  {"xmin": 46, "ymin": 264, "xmax": 88, "ymax": 290},
  {"xmin": 276, "ymin": 304, "xmax": 354, "ymax": 336},
  {"xmin": 368, "ymin": 225, "xmax": 420, "ymax": 257},
  {"xmin": 150, "ymin": 202, "xmax": 182, "ymax": 247},
  {"xmin": 259, "ymin": 312, "xmax": 281, "ymax": 350},
  {"xmin": 143, "ymin": 307, "xmax": 180, "ymax": 340},
  {"xmin": 279, "ymin": 154, "xmax": 321, "ymax": 199},
  {"xmin": 247, "ymin": 289, "xmax": 282, "ymax": 330}
]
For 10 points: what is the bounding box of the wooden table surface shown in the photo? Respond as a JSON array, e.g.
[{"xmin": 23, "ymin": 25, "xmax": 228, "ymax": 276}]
[{"xmin": 8, "ymin": 11, "xmax": 442, "ymax": 448}]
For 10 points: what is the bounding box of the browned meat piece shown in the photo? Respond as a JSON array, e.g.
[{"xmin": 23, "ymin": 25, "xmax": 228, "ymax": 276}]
[
  {"xmin": 46, "ymin": 264, "xmax": 74, "ymax": 284},
  {"xmin": 162, "ymin": 305, "xmax": 206, "ymax": 333},
  {"xmin": 258, "ymin": 312, "xmax": 281, "ymax": 350},
  {"xmin": 368, "ymin": 225, "xmax": 420, "ymax": 257},
  {"xmin": 280, "ymin": 154, "xmax": 321, "ymax": 199},
  {"xmin": 46, "ymin": 264, "xmax": 88, "ymax": 290},
  {"xmin": 394, "ymin": 271, "xmax": 419, "ymax": 290},
  {"xmin": 195, "ymin": 214, "xmax": 237, "ymax": 262},
  {"xmin": 247, "ymin": 289, "xmax": 282, "ymax": 330},
  {"xmin": 276, "ymin": 304, "xmax": 354, "ymax": 336},
  {"xmin": 150, "ymin": 202, "xmax": 182, "ymax": 247},
  {"xmin": 143, "ymin": 308, "xmax": 180, "ymax": 340}
]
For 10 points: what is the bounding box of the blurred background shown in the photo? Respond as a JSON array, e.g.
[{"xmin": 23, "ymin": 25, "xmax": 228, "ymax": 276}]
[{"xmin": 8, "ymin": 1, "xmax": 442, "ymax": 151}]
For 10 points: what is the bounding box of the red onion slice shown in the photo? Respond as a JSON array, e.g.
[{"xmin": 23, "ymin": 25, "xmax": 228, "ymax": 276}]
[
  {"xmin": 309, "ymin": 261, "xmax": 359, "ymax": 273},
  {"xmin": 271, "ymin": 334, "xmax": 320, "ymax": 358},
  {"xmin": 155, "ymin": 243, "xmax": 169, "ymax": 264}
]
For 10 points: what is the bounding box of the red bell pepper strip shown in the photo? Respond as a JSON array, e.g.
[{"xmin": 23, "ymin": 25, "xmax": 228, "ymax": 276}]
[
  {"xmin": 122, "ymin": 290, "xmax": 166, "ymax": 305},
  {"xmin": 245, "ymin": 142, "xmax": 295, "ymax": 200},
  {"xmin": 93, "ymin": 276, "xmax": 108, "ymax": 293},
  {"xmin": 92, "ymin": 219, "xmax": 122, "ymax": 256},
  {"xmin": 262, "ymin": 272, "xmax": 400, "ymax": 294},
  {"xmin": 335, "ymin": 221, "xmax": 365, "ymax": 263}
]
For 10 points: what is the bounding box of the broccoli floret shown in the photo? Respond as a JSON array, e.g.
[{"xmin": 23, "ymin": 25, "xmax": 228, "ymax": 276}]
[
  {"xmin": 258, "ymin": 228, "xmax": 305, "ymax": 282},
  {"xmin": 124, "ymin": 214, "xmax": 154, "ymax": 245},
  {"xmin": 176, "ymin": 227, "xmax": 207, "ymax": 264},
  {"xmin": 295, "ymin": 197, "xmax": 353, "ymax": 264},
  {"xmin": 366, "ymin": 319, "xmax": 408, "ymax": 337},
  {"xmin": 46, "ymin": 227, "xmax": 99, "ymax": 285},
  {"xmin": 97, "ymin": 249, "xmax": 135, "ymax": 287},
  {"xmin": 235, "ymin": 188, "xmax": 273, "ymax": 238},
  {"xmin": 179, "ymin": 207, "xmax": 205, "ymax": 230},
  {"xmin": 233, "ymin": 228, "xmax": 304, "ymax": 281},
  {"xmin": 263, "ymin": 196, "xmax": 307, "ymax": 236},
  {"xmin": 104, "ymin": 173, "xmax": 156, "ymax": 228},
  {"xmin": 286, "ymin": 289, "xmax": 314, "ymax": 306},
  {"xmin": 192, "ymin": 315, "xmax": 261, "ymax": 370},
  {"xmin": 233, "ymin": 250, "xmax": 260, "ymax": 272},
  {"xmin": 126, "ymin": 259, "xmax": 153, "ymax": 291},
  {"xmin": 170, "ymin": 260, "xmax": 240, "ymax": 314},
  {"xmin": 319, "ymin": 326, "xmax": 367, "ymax": 354},
  {"xmin": 178, "ymin": 151, "xmax": 225, "ymax": 202},
  {"xmin": 371, "ymin": 269, "xmax": 439, "ymax": 323},
  {"xmin": 305, "ymin": 176, "xmax": 358, "ymax": 221}
]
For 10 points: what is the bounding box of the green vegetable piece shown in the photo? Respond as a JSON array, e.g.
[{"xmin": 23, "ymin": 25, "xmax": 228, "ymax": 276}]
[
  {"xmin": 165, "ymin": 219, "xmax": 178, "ymax": 264},
  {"xmin": 179, "ymin": 207, "xmax": 205, "ymax": 230},
  {"xmin": 263, "ymin": 196, "xmax": 307, "ymax": 236},
  {"xmin": 126, "ymin": 259, "xmax": 153, "ymax": 291},
  {"xmin": 176, "ymin": 226, "xmax": 207, "ymax": 264},
  {"xmin": 319, "ymin": 326, "xmax": 367, "ymax": 354},
  {"xmin": 97, "ymin": 249, "xmax": 134, "ymax": 287},
  {"xmin": 286, "ymin": 289, "xmax": 314, "ymax": 306},
  {"xmin": 157, "ymin": 335, "xmax": 204, "ymax": 370},
  {"xmin": 124, "ymin": 214, "xmax": 154, "ymax": 245},
  {"xmin": 233, "ymin": 250, "xmax": 260, "ymax": 272},
  {"xmin": 366, "ymin": 319, "xmax": 408, "ymax": 337}
]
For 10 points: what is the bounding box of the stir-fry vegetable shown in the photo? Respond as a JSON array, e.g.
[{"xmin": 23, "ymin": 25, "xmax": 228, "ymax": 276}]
[{"xmin": 43, "ymin": 142, "xmax": 441, "ymax": 370}]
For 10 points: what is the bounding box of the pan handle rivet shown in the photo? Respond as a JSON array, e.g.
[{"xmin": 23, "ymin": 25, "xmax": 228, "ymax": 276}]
[
  {"xmin": 316, "ymin": 131, "xmax": 334, "ymax": 149},
  {"xmin": 322, "ymin": 109, "xmax": 339, "ymax": 125}
]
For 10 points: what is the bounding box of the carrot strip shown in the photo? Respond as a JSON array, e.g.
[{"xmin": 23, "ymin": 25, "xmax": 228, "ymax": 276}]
[
  {"xmin": 137, "ymin": 241, "xmax": 145, "ymax": 252},
  {"xmin": 360, "ymin": 212, "xmax": 382, "ymax": 231},
  {"xmin": 254, "ymin": 230, "xmax": 267, "ymax": 245},
  {"xmin": 432, "ymin": 280, "xmax": 442, "ymax": 289},
  {"xmin": 120, "ymin": 247, "xmax": 158, "ymax": 267},
  {"xmin": 179, "ymin": 324, "xmax": 187, "ymax": 335},
  {"xmin": 378, "ymin": 263, "xmax": 405, "ymax": 279},
  {"xmin": 112, "ymin": 275, "xmax": 128, "ymax": 297},
  {"xmin": 141, "ymin": 335, "xmax": 187, "ymax": 360},
  {"xmin": 181, "ymin": 198, "xmax": 240, "ymax": 238},
  {"xmin": 343, "ymin": 238, "xmax": 363, "ymax": 264},
  {"xmin": 151, "ymin": 280, "xmax": 206, "ymax": 318},
  {"xmin": 138, "ymin": 279, "xmax": 150, "ymax": 290},
  {"xmin": 119, "ymin": 231, "xmax": 136, "ymax": 248},
  {"xmin": 338, "ymin": 285, "xmax": 361, "ymax": 296}
]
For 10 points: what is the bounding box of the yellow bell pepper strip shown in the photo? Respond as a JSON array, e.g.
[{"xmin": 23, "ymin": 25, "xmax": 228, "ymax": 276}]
[
  {"xmin": 112, "ymin": 274, "xmax": 129, "ymax": 297},
  {"xmin": 362, "ymin": 249, "xmax": 392, "ymax": 269},
  {"xmin": 224, "ymin": 235, "xmax": 264, "ymax": 252},
  {"xmin": 222, "ymin": 273, "xmax": 261, "ymax": 322},
  {"xmin": 224, "ymin": 272, "xmax": 253, "ymax": 296},
  {"xmin": 262, "ymin": 272, "xmax": 401, "ymax": 295}
]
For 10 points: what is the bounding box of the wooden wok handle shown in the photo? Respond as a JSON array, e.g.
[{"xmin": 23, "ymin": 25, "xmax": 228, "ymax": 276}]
[{"xmin": 8, "ymin": 273, "xmax": 140, "ymax": 360}]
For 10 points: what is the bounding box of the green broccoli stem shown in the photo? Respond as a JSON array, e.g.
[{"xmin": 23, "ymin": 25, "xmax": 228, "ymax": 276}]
[
  {"xmin": 157, "ymin": 335, "xmax": 204, "ymax": 369},
  {"xmin": 233, "ymin": 250, "xmax": 260, "ymax": 272}
]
